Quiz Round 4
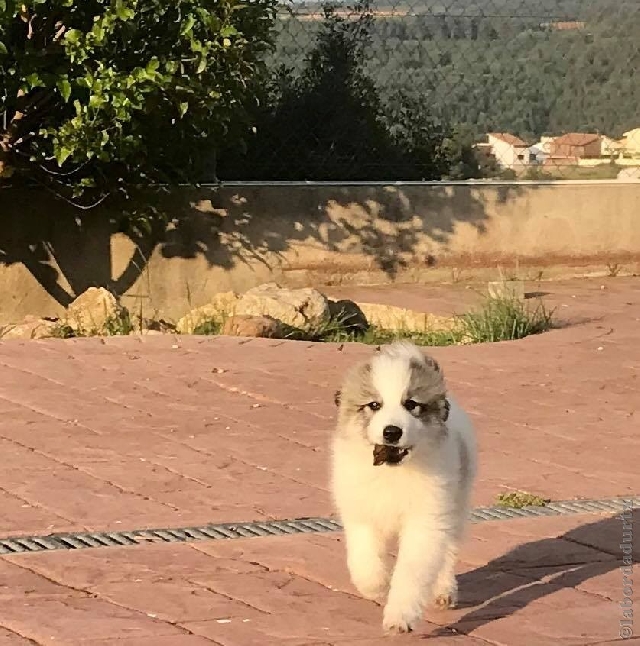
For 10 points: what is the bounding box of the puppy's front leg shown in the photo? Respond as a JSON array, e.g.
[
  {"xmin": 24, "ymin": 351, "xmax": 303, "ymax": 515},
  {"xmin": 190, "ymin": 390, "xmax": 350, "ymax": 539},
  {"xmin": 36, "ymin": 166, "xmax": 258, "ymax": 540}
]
[
  {"xmin": 343, "ymin": 522, "xmax": 389, "ymax": 602},
  {"xmin": 383, "ymin": 522, "xmax": 450, "ymax": 633}
]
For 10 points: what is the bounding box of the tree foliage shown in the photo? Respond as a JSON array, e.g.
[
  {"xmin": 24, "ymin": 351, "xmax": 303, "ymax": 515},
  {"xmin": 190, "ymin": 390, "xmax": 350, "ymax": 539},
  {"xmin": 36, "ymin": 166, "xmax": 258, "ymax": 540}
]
[
  {"xmin": 0, "ymin": 0, "xmax": 277, "ymax": 204},
  {"xmin": 265, "ymin": 0, "xmax": 640, "ymax": 147},
  {"xmin": 219, "ymin": 1, "xmax": 480, "ymax": 181}
]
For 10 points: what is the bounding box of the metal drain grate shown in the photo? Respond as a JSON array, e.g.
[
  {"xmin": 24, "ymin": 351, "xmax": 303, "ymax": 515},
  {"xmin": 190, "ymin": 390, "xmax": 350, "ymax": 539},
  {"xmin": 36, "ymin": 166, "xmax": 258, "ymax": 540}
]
[
  {"xmin": 469, "ymin": 496, "xmax": 639, "ymax": 523},
  {"xmin": 1, "ymin": 496, "xmax": 637, "ymax": 555}
]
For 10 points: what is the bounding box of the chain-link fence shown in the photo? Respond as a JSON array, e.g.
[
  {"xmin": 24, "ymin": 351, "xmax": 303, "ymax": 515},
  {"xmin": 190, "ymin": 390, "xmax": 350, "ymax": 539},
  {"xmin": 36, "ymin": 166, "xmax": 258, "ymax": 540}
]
[{"xmin": 218, "ymin": 0, "xmax": 640, "ymax": 182}]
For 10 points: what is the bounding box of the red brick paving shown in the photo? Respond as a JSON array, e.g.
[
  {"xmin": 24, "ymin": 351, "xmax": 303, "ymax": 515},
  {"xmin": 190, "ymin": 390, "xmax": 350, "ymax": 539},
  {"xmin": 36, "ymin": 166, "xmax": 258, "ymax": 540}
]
[
  {"xmin": 0, "ymin": 277, "xmax": 639, "ymax": 644},
  {"xmin": 3, "ymin": 515, "xmax": 637, "ymax": 644}
]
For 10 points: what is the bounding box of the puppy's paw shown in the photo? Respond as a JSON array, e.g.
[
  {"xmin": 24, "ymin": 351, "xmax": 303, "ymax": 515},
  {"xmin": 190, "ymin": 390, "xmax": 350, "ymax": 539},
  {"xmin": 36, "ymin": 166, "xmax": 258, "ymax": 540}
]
[
  {"xmin": 349, "ymin": 559, "xmax": 388, "ymax": 604},
  {"xmin": 355, "ymin": 583, "xmax": 386, "ymax": 604},
  {"xmin": 432, "ymin": 575, "xmax": 458, "ymax": 610},
  {"xmin": 351, "ymin": 573, "xmax": 388, "ymax": 603},
  {"xmin": 434, "ymin": 592, "xmax": 457, "ymax": 610},
  {"xmin": 382, "ymin": 604, "xmax": 419, "ymax": 634}
]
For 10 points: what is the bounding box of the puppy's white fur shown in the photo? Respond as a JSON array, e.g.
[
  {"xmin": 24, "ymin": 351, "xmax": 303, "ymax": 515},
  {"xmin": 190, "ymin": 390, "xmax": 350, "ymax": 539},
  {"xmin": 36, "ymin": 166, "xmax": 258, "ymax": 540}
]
[{"xmin": 331, "ymin": 342, "xmax": 477, "ymax": 633}]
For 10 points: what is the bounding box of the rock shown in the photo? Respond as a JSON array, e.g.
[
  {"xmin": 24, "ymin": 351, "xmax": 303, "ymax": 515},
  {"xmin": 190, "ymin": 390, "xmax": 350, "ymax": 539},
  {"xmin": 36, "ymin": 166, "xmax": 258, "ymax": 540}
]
[
  {"xmin": 1, "ymin": 315, "xmax": 58, "ymax": 340},
  {"xmin": 358, "ymin": 303, "xmax": 454, "ymax": 332},
  {"xmin": 328, "ymin": 299, "xmax": 369, "ymax": 332},
  {"xmin": 67, "ymin": 287, "xmax": 125, "ymax": 333},
  {"xmin": 235, "ymin": 283, "xmax": 330, "ymax": 330},
  {"xmin": 221, "ymin": 315, "xmax": 283, "ymax": 338},
  {"xmin": 176, "ymin": 291, "xmax": 239, "ymax": 334}
]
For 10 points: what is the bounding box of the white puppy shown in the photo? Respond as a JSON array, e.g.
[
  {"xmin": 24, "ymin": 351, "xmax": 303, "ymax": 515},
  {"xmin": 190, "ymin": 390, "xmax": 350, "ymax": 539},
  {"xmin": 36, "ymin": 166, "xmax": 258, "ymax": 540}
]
[{"xmin": 331, "ymin": 341, "xmax": 477, "ymax": 634}]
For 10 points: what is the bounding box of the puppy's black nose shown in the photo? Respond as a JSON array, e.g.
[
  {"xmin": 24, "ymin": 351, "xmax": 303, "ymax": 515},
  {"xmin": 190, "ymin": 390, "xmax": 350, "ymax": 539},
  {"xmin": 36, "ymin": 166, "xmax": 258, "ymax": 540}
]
[{"xmin": 383, "ymin": 425, "xmax": 403, "ymax": 444}]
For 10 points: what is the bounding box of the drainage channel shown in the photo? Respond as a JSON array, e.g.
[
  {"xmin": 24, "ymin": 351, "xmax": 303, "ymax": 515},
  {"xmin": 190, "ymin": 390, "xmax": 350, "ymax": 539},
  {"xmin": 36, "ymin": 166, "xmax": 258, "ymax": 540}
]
[{"xmin": 1, "ymin": 496, "xmax": 637, "ymax": 555}]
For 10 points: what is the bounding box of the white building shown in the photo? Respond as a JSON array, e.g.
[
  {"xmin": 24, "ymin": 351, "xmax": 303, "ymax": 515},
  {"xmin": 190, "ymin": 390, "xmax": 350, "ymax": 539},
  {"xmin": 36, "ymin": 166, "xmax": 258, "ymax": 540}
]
[{"xmin": 485, "ymin": 133, "xmax": 534, "ymax": 170}]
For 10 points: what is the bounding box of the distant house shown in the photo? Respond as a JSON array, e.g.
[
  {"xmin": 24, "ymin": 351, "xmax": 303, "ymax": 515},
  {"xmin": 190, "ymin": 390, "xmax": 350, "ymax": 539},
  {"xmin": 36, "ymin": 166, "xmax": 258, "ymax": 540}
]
[
  {"xmin": 535, "ymin": 136, "xmax": 555, "ymax": 154},
  {"xmin": 601, "ymin": 135, "xmax": 624, "ymax": 157},
  {"xmin": 548, "ymin": 133, "xmax": 602, "ymax": 161},
  {"xmin": 484, "ymin": 133, "xmax": 533, "ymax": 170},
  {"xmin": 529, "ymin": 142, "xmax": 549, "ymax": 164},
  {"xmin": 621, "ymin": 128, "xmax": 640, "ymax": 157}
]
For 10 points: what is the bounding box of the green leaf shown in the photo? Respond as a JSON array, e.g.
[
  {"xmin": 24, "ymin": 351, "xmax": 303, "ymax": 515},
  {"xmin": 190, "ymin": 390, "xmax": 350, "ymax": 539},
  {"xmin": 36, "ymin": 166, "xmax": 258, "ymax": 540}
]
[
  {"xmin": 64, "ymin": 29, "xmax": 81, "ymax": 44},
  {"xmin": 57, "ymin": 78, "xmax": 72, "ymax": 102},
  {"xmin": 196, "ymin": 58, "xmax": 207, "ymax": 74},
  {"xmin": 180, "ymin": 15, "xmax": 196, "ymax": 36},
  {"xmin": 0, "ymin": 41, "xmax": 7, "ymax": 56},
  {"xmin": 114, "ymin": 0, "xmax": 133, "ymax": 21},
  {"xmin": 145, "ymin": 58, "xmax": 160, "ymax": 74},
  {"xmin": 179, "ymin": 102, "xmax": 188, "ymax": 117},
  {"xmin": 164, "ymin": 60, "xmax": 178, "ymax": 74},
  {"xmin": 92, "ymin": 24, "xmax": 105, "ymax": 41},
  {"xmin": 24, "ymin": 73, "xmax": 43, "ymax": 90},
  {"xmin": 55, "ymin": 146, "xmax": 73, "ymax": 166}
]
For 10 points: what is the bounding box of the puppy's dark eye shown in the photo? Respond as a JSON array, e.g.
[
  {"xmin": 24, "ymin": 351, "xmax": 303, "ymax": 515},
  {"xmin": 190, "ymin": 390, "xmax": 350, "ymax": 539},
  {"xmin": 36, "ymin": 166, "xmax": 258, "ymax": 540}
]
[
  {"xmin": 366, "ymin": 401, "xmax": 381, "ymax": 411},
  {"xmin": 404, "ymin": 399, "xmax": 422, "ymax": 414}
]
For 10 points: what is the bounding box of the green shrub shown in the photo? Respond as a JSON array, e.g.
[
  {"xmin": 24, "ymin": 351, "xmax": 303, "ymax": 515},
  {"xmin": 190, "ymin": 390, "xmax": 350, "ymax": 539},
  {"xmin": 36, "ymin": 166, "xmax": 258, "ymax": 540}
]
[{"xmin": 0, "ymin": 0, "xmax": 278, "ymax": 203}]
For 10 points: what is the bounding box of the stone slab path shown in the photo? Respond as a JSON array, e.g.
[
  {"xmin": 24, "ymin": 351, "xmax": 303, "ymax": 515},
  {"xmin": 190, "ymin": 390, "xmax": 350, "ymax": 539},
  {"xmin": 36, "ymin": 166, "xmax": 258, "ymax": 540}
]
[{"xmin": 0, "ymin": 277, "xmax": 638, "ymax": 644}]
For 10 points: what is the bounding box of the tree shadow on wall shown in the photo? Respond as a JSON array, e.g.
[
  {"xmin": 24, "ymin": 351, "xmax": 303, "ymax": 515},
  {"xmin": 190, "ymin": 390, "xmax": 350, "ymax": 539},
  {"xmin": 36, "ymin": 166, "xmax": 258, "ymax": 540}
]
[
  {"xmin": 0, "ymin": 182, "xmax": 526, "ymax": 314},
  {"xmin": 158, "ymin": 182, "xmax": 526, "ymax": 279},
  {"xmin": 0, "ymin": 186, "xmax": 163, "ymax": 308}
]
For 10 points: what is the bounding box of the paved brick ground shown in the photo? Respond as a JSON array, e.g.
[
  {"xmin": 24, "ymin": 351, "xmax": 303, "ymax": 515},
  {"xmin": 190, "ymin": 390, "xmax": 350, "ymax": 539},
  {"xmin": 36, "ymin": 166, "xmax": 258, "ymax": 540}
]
[{"xmin": 0, "ymin": 277, "xmax": 638, "ymax": 644}]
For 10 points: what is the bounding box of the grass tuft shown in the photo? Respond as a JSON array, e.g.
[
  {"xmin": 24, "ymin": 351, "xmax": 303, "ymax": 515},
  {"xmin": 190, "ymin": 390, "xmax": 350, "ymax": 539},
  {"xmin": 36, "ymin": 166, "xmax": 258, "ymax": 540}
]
[
  {"xmin": 51, "ymin": 310, "xmax": 136, "ymax": 338},
  {"xmin": 496, "ymin": 491, "xmax": 550, "ymax": 509},
  {"xmin": 456, "ymin": 295, "xmax": 555, "ymax": 344},
  {"xmin": 192, "ymin": 317, "xmax": 223, "ymax": 335}
]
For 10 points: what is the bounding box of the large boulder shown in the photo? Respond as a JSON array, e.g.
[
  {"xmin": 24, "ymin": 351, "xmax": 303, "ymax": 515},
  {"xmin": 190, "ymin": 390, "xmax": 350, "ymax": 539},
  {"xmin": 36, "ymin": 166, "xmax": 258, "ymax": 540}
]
[
  {"xmin": 358, "ymin": 302, "xmax": 454, "ymax": 332},
  {"xmin": 221, "ymin": 315, "xmax": 283, "ymax": 338},
  {"xmin": 67, "ymin": 287, "xmax": 125, "ymax": 334},
  {"xmin": 176, "ymin": 291, "xmax": 239, "ymax": 334},
  {"xmin": 234, "ymin": 283, "xmax": 331, "ymax": 330},
  {"xmin": 1, "ymin": 316, "xmax": 58, "ymax": 340}
]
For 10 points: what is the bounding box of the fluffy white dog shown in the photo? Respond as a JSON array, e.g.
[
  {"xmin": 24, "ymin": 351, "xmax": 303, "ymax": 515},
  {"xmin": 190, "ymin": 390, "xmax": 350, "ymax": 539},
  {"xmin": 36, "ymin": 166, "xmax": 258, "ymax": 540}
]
[{"xmin": 331, "ymin": 341, "xmax": 477, "ymax": 634}]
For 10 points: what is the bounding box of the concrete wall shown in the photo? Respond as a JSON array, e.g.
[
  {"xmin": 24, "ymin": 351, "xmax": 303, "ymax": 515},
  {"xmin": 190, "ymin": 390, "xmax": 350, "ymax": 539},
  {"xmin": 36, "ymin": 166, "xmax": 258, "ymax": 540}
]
[{"xmin": 1, "ymin": 181, "xmax": 639, "ymax": 325}]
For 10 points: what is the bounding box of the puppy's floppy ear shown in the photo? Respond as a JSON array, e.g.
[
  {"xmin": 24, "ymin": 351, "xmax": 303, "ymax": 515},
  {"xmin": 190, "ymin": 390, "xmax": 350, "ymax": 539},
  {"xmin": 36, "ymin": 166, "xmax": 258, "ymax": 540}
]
[
  {"xmin": 334, "ymin": 390, "xmax": 341, "ymax": 407},
  {"xmin": 424, "ymin": 354, "xmax": 441, "ymax": 373},
  {"xmin": 440, "ymin": 397, "xmax": 450, "ymax": 422}
]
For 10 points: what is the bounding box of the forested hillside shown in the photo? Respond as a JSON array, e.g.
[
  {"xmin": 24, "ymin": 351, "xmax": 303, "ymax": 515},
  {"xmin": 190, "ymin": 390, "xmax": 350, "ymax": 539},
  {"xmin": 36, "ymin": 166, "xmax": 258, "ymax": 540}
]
[{"xmin": 273, "ymin": 0, "xmax": 640, "ymax": 140}]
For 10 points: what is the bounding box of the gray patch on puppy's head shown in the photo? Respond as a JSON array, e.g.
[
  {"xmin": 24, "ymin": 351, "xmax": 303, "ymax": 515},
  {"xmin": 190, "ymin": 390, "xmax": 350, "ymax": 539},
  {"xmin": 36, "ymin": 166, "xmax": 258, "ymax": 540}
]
[
  {"xmin": 337, "ymin": 359, "xmax": 380, "ymax": 428},
  {"xmin": 405, "ymin": 352, "xmax": 449, "ymax": 423}
]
